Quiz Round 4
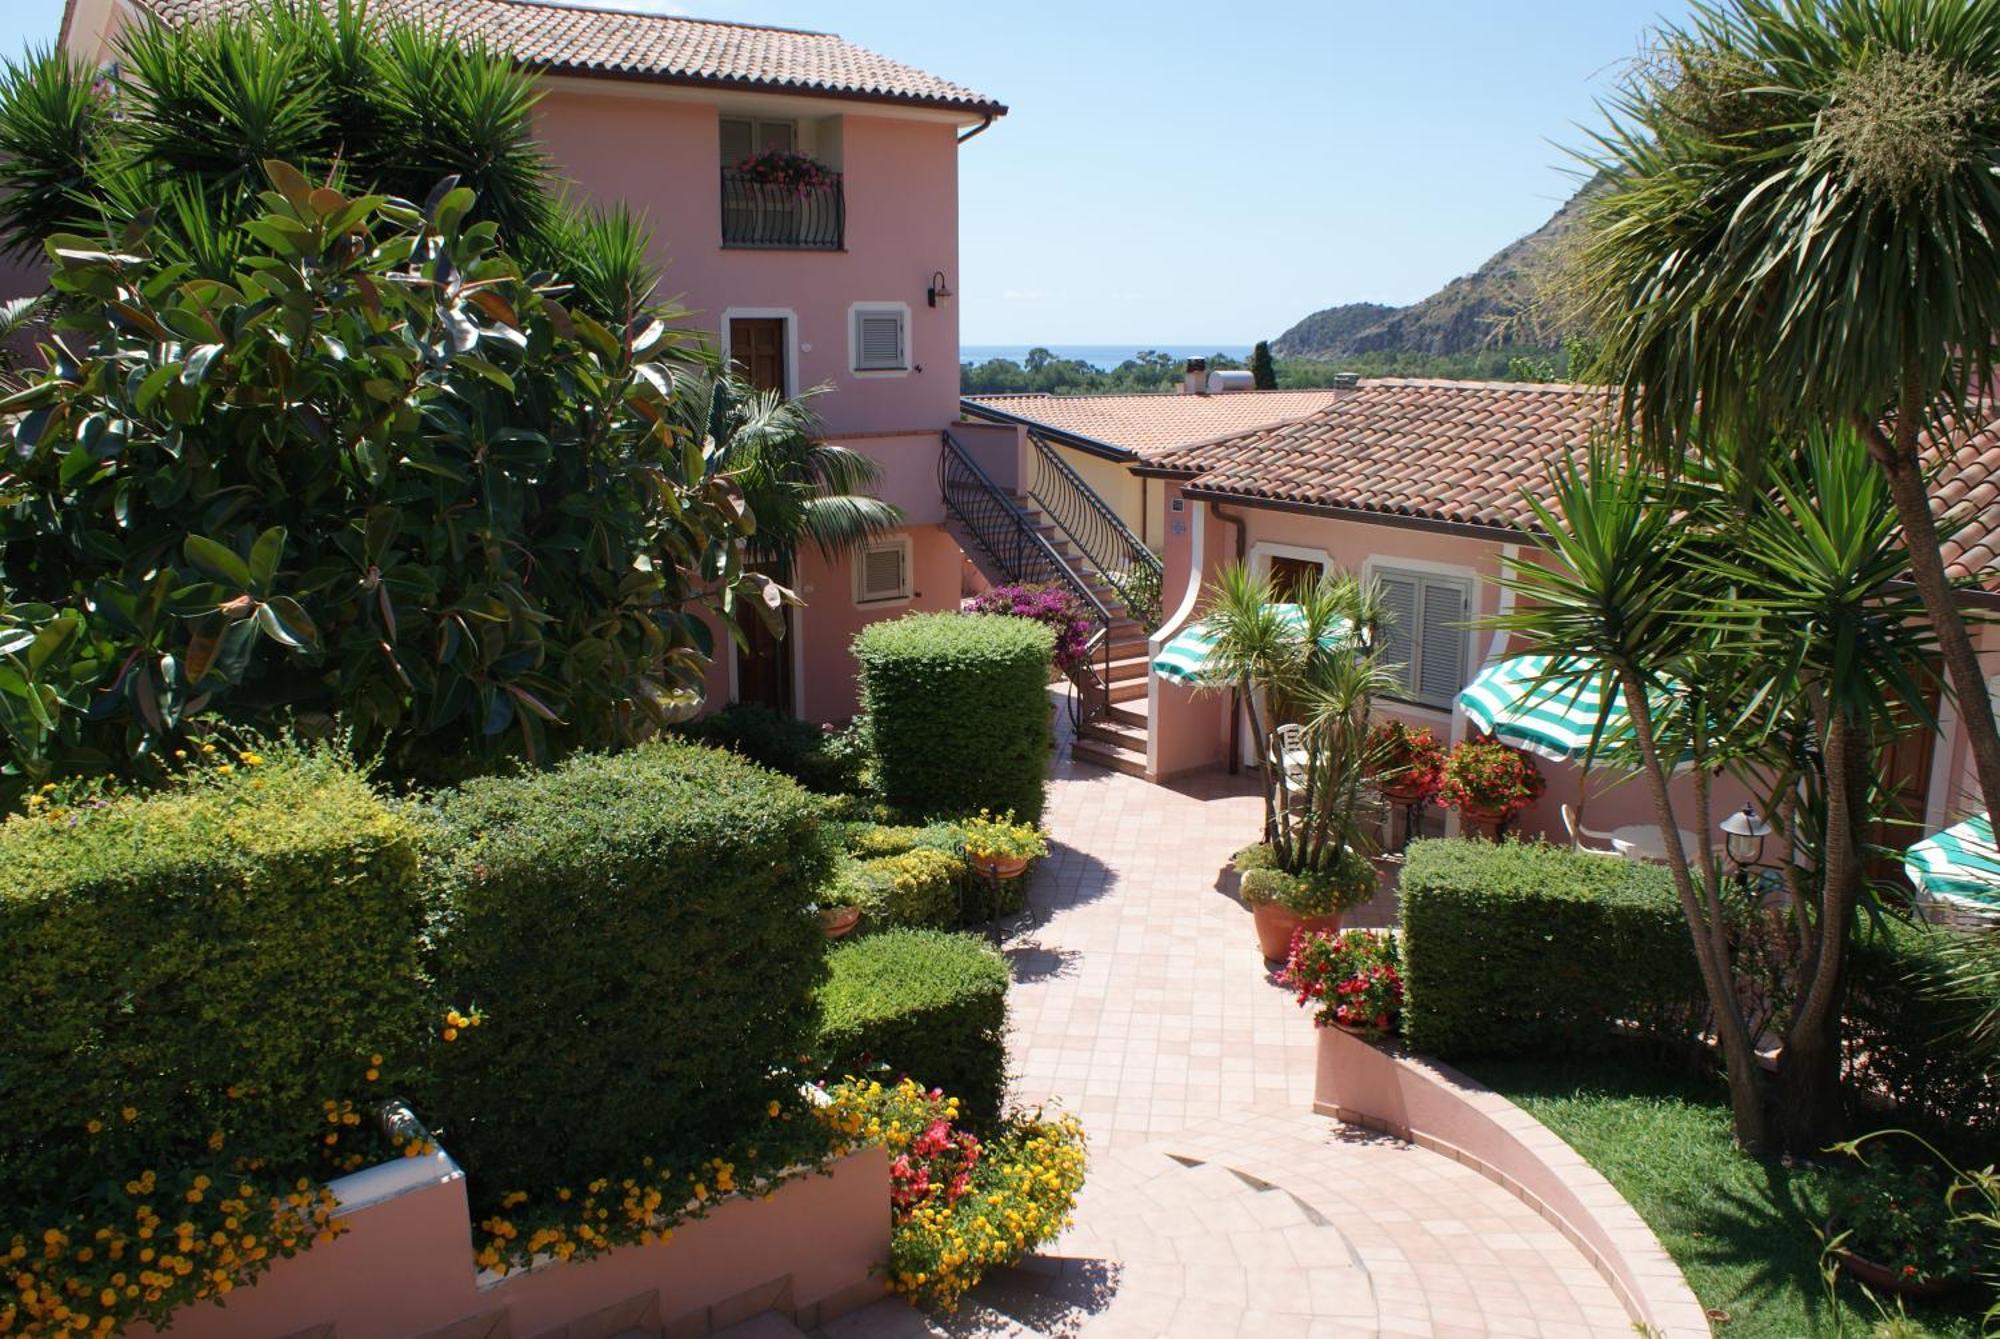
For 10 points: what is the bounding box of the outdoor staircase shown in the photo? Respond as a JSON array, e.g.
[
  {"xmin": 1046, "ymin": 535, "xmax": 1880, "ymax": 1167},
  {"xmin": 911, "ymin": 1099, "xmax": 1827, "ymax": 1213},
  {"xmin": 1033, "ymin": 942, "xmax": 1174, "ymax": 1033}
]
[{"xmin": 940, "ymin": 430, "xmax": 1163, "ymax": 781}]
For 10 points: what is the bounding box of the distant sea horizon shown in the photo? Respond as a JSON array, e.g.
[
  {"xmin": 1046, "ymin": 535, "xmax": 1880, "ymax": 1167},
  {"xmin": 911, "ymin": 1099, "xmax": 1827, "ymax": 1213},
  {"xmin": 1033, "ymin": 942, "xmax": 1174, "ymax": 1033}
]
[{"xmin": 960, "ymin": 343, "xmax": 1254, "ymax": 370}]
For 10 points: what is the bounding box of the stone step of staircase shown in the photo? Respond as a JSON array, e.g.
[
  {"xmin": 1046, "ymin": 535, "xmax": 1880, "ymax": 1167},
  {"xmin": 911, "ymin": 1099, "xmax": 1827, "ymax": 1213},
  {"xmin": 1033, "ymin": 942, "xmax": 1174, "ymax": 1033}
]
[
  {"xmin": 1069, "ymin": 734, "xmax": 1147, "ymax": 778},
  {"xmin": 1078, "ymin": 715, "xmax": 1147, "ymax": 753}
]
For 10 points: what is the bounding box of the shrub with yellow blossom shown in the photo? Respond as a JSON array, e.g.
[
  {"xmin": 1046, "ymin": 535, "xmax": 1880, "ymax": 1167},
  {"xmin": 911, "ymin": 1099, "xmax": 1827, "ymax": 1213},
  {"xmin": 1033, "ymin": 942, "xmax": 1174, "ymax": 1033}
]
[
  {"xmin": 0, "ymin": 744, "xmax": 434, "ymax": 1338},
  {"xmin": 816, "ymin": 1078, "xmax": 1086, "ymax": 1313}
]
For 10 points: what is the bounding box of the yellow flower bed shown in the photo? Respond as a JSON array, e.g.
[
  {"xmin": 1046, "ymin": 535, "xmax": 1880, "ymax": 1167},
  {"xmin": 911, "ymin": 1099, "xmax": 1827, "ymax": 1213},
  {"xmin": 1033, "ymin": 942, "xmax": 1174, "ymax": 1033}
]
[{"xmin": 817, "ymin": 1078, "xmax": 1087, "ymax": 1313}]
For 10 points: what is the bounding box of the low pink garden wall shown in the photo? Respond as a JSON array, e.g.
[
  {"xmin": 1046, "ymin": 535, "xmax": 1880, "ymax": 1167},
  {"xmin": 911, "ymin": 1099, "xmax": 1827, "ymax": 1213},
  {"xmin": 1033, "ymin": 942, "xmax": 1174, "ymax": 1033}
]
[
  {"xmin": 127, "ymin": 1146, "xmax": 889, "ymax": 1339},
  {"xmin": 1313, "ymin": 1025, "xmax": 1712, "ymax": 1339}
]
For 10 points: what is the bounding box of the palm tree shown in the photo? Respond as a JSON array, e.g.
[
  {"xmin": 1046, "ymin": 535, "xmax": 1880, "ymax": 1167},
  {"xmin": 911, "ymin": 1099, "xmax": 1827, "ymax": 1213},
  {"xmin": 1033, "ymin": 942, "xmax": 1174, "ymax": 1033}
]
[
  {"xmin": 672, "ymin": 372, "xmax": 903, "ymax": 580},
  {"xmin": 1193, "ymin": 563, "xmax": 1394, "ymax": 879},
  {"xmin": 1572, "ymin": 0, "xmax": 2000, "ymax": 831}
]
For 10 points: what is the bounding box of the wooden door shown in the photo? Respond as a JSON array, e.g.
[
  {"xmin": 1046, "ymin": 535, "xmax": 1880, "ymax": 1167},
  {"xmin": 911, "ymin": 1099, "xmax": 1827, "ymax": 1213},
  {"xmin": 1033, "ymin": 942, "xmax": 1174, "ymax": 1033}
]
[
  {"xmin": 1871, "ymin": 684, "xmax": 1941, "ymax": 891},
  {"xmin": 728, "ymin": 318, "xmax": 787, "ymax": 395},
  {"xmin": 736, "ymin": 597, "xmax": 793, "ymax": 715}
]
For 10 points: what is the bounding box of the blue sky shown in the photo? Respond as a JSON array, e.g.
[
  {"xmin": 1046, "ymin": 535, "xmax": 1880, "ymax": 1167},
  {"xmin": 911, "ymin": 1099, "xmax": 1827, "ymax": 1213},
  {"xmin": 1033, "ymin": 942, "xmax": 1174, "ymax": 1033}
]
[{"xmin": 1, "ymin": 0, "xmax": 1691, "ymax": 345}]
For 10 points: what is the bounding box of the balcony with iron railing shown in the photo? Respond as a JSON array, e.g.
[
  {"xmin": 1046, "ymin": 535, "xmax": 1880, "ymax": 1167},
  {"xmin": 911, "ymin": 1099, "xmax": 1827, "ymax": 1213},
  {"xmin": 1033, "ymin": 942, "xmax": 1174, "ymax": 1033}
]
[{"xmin": 720, "ymin": 167, "xmax": 845, "ymax": 250}]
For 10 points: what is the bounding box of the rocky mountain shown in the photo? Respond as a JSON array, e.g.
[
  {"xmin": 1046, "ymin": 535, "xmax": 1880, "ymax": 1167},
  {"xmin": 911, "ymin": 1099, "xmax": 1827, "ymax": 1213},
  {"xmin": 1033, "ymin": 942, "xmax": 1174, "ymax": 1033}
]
[{"xmin": 1272, "ymin": 187, "xmax": 1588, "ymax": 360}]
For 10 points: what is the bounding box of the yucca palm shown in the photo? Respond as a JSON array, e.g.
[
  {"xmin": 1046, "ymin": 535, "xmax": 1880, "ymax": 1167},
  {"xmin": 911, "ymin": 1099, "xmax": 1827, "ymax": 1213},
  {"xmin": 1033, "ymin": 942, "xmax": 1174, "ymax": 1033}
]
[
  {"xmin": 1497, "ymin": 430, "xmax": 1942, "ymax": 1152},
  {"xmin": 1192, "ymin": 563, "xmax": 1393, "ymax": 876},
  {"xmin": 1573, "ymin": 0, "xmax": 2000, "ymax": 839}
]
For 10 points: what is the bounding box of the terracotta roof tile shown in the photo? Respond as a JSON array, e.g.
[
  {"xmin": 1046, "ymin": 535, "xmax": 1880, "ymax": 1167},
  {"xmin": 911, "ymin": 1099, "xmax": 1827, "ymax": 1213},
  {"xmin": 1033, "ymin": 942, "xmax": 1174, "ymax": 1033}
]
[
  {"xmin": 129, "ymin": 0, "xmax": 1004, "ymax": 113},
  {"xmin": 1170, "ymin": 379, "xmax": 1613, "ymax": 534},
  {"xmin": 960, "ymin": 389, "xmax": 1348, "ymax": 460},
  {"xmin": 1163, "ymin": 379, "xmax": 2000, "ymax": 591}
]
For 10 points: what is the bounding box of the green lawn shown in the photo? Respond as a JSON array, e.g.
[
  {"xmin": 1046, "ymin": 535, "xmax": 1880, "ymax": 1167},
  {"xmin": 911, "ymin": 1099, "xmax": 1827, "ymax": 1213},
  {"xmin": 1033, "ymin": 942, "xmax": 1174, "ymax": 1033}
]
[{"xmin": 1464, "ymin": 1052, "xmax": 1985, "ymax": 1338}]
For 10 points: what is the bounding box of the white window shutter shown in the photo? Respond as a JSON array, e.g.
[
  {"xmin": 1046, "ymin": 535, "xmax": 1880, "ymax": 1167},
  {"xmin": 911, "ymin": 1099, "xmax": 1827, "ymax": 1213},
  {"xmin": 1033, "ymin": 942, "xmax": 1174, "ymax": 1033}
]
[
  {"xmin": 854, "ymin": 309, "xmax": 906, "ymax": 370},
  {"xmin": 1375, "ymin": 572, "xmax": 1419, "ymax": 700},
  {"xmin": 1416, "ymin": 577, "xmax": 1469, "ymax": 706},
  {"xmin": 858, "ymin": 543, "xmax": 908, "ymax": 602}
]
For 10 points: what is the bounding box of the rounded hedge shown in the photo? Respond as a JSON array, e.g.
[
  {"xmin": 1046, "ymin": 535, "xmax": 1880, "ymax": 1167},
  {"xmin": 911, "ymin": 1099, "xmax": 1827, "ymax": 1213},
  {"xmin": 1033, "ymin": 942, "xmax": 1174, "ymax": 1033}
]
[
  {"xmin": 853, "ymin": 613, "xmax": 1054, "ymax": 823},
  {"xmin": 817, "ymin": 928, "xmax": 1011, "ymax": 1125},
  {"xmin": 421, "ymin": 739, "xmax": 831, "ymax": 1198},
  {"xmin": 0, "ymin": 746, "xmax": 430, "ymax": 1242}
]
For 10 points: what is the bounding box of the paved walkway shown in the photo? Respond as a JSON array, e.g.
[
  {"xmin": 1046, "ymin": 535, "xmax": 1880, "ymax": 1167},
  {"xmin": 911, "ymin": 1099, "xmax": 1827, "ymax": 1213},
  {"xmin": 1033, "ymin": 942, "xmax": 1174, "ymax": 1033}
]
[{"xmin": 981, "ymin": 702, "xmax": 1634, "ymax": 1336}]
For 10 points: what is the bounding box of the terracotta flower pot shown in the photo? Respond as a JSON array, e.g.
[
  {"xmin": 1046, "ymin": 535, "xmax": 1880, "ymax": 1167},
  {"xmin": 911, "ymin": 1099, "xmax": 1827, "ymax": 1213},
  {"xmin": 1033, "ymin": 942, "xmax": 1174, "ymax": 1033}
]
[
  {"xmin": 1381, "ymin": 782, "xmax": 1430, "ymax": 806},
  {"xmin": 970, "ymin": 852, "xmax": 1030, "ymax": 881},
  {"xmin": 1455, "ymin": 804, "xmax": 1508, "ymax": 840},
  {"xmin": 1252, "ymin": 902, "xmax": 1341, "ymax": 963},
  {"xmin": 1825, "ymin": 1221, "xmax": 1968, "ymax": 1300},
  {"xmin": 819, "ymin": 905, "xmax": 862, "ymax": 940}
]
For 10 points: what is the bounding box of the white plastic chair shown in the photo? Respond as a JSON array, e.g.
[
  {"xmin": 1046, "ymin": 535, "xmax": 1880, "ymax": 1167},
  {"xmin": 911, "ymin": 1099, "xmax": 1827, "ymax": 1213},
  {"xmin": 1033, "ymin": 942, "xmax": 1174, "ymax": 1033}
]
[
  {"xmin": 1272, "ymin": 723, "xmax": 1310, "ymax": 792},
  {"xmin": 1562, "ymin": 803, "xmax": 1623, "ymax": 858}
]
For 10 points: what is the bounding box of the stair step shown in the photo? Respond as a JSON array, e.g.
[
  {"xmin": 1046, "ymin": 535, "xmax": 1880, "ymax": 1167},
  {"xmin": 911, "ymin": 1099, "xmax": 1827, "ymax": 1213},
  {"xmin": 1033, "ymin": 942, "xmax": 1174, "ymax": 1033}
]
[
  {"xmin": 1070, "ymin": 735, "xmax": 1146, "ymax": 778},
  {"xmin": 1107, "ymin": 677, "xmax": 1147, "ymax": 703},
  {"xmin": 1107, "ymin": 698, "xmax": 1148, "ymax": 729},
  {"xmin": 1079, "ymin": 716, "xmax": 1147, "ymax": 751},
  {"xmin": 806, "ymin": 1299, "xmax": 940, "ymax": 1338}
]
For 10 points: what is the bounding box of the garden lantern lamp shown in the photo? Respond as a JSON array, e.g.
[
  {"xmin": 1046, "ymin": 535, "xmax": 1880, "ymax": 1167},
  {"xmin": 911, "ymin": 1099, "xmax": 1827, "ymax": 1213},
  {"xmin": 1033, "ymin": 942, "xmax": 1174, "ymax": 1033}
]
[{"xmin": 1719, "ymin": 805, "xmax": 1769, "ymax": 868}]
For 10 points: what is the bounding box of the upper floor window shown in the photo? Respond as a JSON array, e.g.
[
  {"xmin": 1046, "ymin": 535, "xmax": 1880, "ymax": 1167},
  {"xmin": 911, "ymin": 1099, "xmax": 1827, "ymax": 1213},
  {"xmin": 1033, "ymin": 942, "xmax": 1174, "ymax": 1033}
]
[
  {"xmin": 851, "ymin": 304, "xmax": 910, "ymax": 374},
  {"xmin": 1373, "ymin": 565, "xmax": 1471, "ymax": 710},
  {"xmin": 720, "ymin": 116, "xmax": 843, "ymax": 250}
]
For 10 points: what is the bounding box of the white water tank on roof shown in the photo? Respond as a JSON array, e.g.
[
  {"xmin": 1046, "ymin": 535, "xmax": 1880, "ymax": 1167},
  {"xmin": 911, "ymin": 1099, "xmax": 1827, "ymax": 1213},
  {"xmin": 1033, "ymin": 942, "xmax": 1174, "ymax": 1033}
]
[{"xmin": 1206, "ymin": 369, "xmax": 1255, "ymax": 394}]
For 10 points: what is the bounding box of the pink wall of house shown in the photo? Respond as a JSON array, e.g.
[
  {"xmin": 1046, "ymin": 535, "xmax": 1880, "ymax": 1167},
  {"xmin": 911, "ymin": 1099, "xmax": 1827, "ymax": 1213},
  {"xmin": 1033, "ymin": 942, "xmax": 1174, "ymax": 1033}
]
[
  {"xmin": 126, "ymin": 1146, "xmax": 890, "ymax": 1339},
  {"xmin": 1147, "ymin": 482, "xmax": 1756, "ymax": 848},
  {"xmin": 531, "ymin": 85, "xmax": 963, "ymax": 443}
]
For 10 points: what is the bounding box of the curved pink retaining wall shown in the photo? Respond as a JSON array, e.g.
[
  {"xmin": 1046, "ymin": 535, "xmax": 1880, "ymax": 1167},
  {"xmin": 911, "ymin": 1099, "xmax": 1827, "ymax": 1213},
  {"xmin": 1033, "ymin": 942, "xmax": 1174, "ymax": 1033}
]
[
  {"xmin": 1313, "ymin": 1025, "xmax": 1712, "ymax": 1338},
  {"xmin": 127, "ymin": 1146, "xmax": 889, "ymax": 1339}
]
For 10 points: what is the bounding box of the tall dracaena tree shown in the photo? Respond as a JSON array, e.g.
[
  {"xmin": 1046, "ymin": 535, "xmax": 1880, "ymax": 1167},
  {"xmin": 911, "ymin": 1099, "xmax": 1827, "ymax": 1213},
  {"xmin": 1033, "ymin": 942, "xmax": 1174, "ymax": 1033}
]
[
  {"xmin": 1494, "ymin": 441, "xmax": 1772, "ymax": 1149},
  {"xmin": 1193, "ymin": 563, "xmax": 1392, "ymax": 877},
  {"xmin": 1571, "ymin": 0, "xmax": 2000, "ymax": 842},
  {"xmin": 1497, "ymin": 432, "xmax": 1944, "ymax": 1153}
]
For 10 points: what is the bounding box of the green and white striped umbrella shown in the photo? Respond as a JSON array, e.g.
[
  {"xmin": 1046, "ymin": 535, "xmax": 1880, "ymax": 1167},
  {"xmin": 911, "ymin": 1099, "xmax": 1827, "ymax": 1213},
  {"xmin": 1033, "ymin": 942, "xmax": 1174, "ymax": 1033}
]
[
  {"xmin": 1152, "ymin": 605, "xmax": 1357, "ymax": 687},
  {"xmin": 1905, "ymin": 814, "xmax": 2000, "ymax": 911},
  {"xmin": 1457, "ymin": 655, "xmax": 1643, "ymax": 764}
]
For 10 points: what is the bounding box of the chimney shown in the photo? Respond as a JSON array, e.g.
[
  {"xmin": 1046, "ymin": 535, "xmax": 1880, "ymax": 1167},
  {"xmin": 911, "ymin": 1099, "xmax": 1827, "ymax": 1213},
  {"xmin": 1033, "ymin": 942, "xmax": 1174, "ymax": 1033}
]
[
  {"xmin": 1181, "ymin": 356, "xmax": 1208, "ymax": 395},
  {"xmin": 1332, "ymin": 372, "xmax": 1360, "ymax": 390}
]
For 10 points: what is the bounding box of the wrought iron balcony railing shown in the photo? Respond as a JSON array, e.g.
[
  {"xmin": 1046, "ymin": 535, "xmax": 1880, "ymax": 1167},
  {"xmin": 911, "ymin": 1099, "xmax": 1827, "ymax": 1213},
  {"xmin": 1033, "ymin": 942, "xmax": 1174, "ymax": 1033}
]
[{"xmin": 720, "ymin": 168, "xmax": 845, "ymax": 250}]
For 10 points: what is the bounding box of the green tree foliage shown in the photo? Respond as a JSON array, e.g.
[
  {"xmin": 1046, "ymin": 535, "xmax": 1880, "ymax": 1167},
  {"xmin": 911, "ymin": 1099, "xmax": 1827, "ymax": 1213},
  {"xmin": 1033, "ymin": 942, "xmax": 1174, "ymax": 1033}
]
[
  {"xmin": 0, "ymin": 1, "xmax": 647, "ymax": 325},
  {"xmin": 0, "ymin": 163, "xmax": 780, "ymax": 791},
  {"xmin": 1249, "ymin": 340, "xmax": 1276, "ymax": 390}
]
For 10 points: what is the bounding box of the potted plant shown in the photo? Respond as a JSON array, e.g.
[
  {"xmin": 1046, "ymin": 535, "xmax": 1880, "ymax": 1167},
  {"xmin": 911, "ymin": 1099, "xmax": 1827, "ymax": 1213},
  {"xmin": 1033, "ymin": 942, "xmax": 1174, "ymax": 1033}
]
[
  {"xmin": 1366, "ymin": 720, "xmax": 1445, "ymax": 804},
  {"xmin": 1824, "ymin": 1157, "xmax": 1983, "ymax": 1300},
  {"xmin": 1188, "ymin": 564, "xmax": 1397, "ymax": 960},
  {"xmin": 1436, "ymin": 738, "xmax": 1544, "ymax": 835},
  {"xmin": 960, "ymin": 809, "xmax": 1048, "ymax": 882},
  {"xmin": 1235, "ymin": 843, "xmax": 1378, "ymax": 962},
  {"xmin": 817, "ymin": 856, "xmax": 882, "ymax": 939},
  {"xmin": 1282, "ymin": 928, "xmax": 1403, "ymax": 1039},
  {"xmin": 735, "ymin": 148, "xmax": 838, "ymax": 198}
]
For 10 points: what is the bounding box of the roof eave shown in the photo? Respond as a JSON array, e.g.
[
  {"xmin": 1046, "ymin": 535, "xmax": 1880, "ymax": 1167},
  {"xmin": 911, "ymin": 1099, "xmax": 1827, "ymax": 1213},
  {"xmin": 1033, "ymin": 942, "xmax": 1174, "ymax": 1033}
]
[
  {"xmin": 534, "ymin": 60, "xmax": 1007, "ymax": 119},
  {"xmin": 957, "ymin": 399, "xmax": 1136, "ymax": 463},
  {"xmin": 1178, "ymin": 485, "xmax": 1534, "ymax": 545}
]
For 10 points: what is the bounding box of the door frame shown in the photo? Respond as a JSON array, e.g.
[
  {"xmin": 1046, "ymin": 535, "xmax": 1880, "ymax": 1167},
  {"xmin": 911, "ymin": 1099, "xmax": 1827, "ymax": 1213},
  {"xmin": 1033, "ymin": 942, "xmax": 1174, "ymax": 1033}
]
[{"xmin": 721, "ymin": 307, "xmax": 799, "ymax": 398}]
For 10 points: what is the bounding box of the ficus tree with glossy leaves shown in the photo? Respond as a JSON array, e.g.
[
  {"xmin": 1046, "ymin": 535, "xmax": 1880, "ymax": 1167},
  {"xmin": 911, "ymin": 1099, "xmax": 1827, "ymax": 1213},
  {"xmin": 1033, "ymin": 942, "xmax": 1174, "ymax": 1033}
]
[
  {"xmin": 1570, "ymin": 0, "xmax": 2000, "ymax": 842},
  {"xmin": 0, "ymin": 160, "xmax": 781, "ymax": 792}
]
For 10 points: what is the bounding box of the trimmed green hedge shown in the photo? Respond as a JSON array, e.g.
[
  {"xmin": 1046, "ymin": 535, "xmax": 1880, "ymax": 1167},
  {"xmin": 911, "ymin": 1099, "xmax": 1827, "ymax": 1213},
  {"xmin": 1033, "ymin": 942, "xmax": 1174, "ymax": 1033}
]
[
  {"xmin": 853, "ymin": 613, "xmax": 1053, "ymax": 823},
  {"xmin": 1847, "ymin": 920, "xmax": 1998, "ymax": 1146},
  {"xmin": 818, "ymin": 928, "xmax": 1010, "ymax": 1125},
  {"xmin": 0, "ymin": 747, "xmax": 430, "ymax": 1217},
  {"xmin": 423, "ymin": 739, "xmax": 831, "ymax": 1195},
  {"xmin": 678, "ymin": 704, "xmax": 866, "ymax": 795},
  {"xmin": 1400, "ymin": 838, "xmax": 1704, "ymax": 1059}
]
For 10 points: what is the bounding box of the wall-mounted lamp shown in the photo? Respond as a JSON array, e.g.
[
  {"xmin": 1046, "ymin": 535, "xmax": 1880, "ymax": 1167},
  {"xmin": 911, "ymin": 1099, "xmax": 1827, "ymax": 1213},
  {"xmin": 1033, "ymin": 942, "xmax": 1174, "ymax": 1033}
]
[{"xmin": 927, "ymin": 271, "xmax": 953, "ymax": 308}]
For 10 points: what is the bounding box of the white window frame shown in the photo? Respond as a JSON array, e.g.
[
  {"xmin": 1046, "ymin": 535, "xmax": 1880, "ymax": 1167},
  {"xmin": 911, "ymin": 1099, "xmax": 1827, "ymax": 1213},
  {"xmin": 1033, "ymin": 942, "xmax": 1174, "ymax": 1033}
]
[
  {"xmin": 1250, "ymin": 541, "xmax": 1333, "ymax": 586},
  {"xmin": 719, "ymin": 116, "xmax": 799, "ymax": 163},
  {"xmin": 848, "ymin": 302, "xmax": 912, "ymax": 377},
  {"xmin": 719, "ymin": 307, "xmax": 799, "ymax": 399},
  {"xmin": 853, "ymin": 534, "xmax": 914, "ymax": 606},
  {"xmin": 1363, "ymin": 556, "xmax": 1477, "ymax": 715}
]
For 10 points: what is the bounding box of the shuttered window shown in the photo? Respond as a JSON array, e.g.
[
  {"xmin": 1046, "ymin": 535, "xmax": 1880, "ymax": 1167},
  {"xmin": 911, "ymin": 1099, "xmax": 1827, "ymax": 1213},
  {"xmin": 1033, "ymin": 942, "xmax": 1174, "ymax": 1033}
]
[
  {"xmin": 854, "ymin": 538, "xmax": 911, "ymax": 604},
  {"xmin": 1373, "ymin": 566, "xmax": 1471, "ymax": 709},
  {"xmin": 851, "ymin": 306, "xmax": 908, "ymax": 371}
]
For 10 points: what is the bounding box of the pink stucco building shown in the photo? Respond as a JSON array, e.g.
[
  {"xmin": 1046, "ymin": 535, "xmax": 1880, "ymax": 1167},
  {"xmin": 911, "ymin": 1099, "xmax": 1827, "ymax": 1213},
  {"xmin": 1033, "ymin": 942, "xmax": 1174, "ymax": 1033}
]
[{"xmin": 56, "ymin": 0, "xmax": 1005, "ymax": 723}]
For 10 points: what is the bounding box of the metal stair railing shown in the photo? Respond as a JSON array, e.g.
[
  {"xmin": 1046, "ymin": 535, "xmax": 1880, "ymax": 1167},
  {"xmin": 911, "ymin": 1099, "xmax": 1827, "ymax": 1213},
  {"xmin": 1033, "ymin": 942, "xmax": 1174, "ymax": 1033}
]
[
  {"xmin": 941, "ymin": 430, "xmax": 1114, "ymax": 727},
  {"xmin": 1026, "ymin": 430, "xmax": 1164, "ymax": 626}
]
